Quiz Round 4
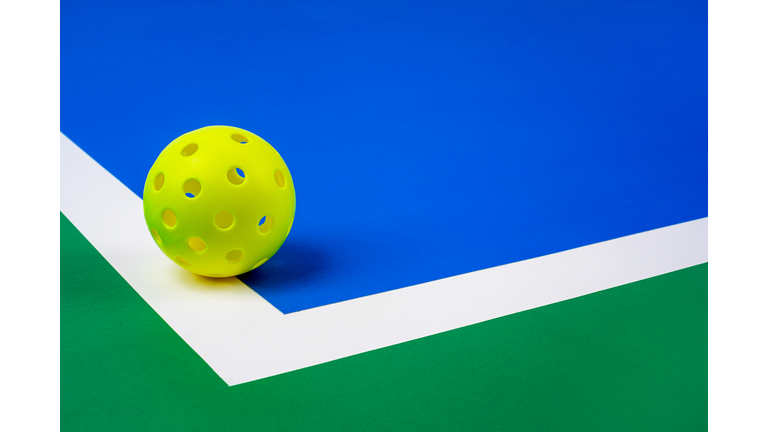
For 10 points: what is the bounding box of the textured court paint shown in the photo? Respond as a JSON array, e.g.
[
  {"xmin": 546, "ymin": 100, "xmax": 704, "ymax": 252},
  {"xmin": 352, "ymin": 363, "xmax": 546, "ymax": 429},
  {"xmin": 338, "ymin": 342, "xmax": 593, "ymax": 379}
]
[
  {"xmin": 61, "ymin": 213, "xmax": 707, "ymax": 431},
  {"xmin": 61, "ymin": 0, "xmax": 708, "ymax": 313}
]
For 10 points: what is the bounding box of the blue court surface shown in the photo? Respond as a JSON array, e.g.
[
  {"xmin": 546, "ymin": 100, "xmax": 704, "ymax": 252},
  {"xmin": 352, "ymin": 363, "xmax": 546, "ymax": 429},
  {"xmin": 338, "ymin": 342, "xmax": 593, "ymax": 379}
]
[{"xmin": 62, "ymin": 0, "xmax": 706, "ymax": 314}]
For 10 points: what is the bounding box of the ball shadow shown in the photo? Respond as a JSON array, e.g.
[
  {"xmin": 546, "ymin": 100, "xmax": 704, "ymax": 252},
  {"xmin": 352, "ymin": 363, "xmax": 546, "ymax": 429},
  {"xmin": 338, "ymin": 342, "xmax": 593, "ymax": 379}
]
[{"xmin": 237, "ymin": 239, "xmax": 331, "ymax": 290}]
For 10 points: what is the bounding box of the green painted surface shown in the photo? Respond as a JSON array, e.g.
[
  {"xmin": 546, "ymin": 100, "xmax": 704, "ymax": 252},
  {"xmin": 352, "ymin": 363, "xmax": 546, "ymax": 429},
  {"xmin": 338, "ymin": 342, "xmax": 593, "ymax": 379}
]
[{"xmin": 61, "ymin": 213, "xmax": 707, "ymax": 431}]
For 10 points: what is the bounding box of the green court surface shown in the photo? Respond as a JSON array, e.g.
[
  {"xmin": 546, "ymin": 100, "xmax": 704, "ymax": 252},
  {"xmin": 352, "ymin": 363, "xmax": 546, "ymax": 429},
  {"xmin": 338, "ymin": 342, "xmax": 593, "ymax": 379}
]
[{"xmin": 61, "ymin": 213, "xmax": 706, "ymax": 431}]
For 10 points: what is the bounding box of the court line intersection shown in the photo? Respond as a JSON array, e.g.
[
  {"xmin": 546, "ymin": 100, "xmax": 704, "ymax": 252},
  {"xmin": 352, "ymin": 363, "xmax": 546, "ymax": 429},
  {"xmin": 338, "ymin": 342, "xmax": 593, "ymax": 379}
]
[{"xmin": 61, "ymin": 132, "xmax": 708, "ymax": 386}]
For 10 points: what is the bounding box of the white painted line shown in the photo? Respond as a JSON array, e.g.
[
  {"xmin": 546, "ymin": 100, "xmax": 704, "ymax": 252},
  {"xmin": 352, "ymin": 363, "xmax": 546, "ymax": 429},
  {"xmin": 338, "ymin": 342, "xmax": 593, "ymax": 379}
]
[{"xmin": 61, "ymin": 133, "xmax": 708, "ymax": 386}]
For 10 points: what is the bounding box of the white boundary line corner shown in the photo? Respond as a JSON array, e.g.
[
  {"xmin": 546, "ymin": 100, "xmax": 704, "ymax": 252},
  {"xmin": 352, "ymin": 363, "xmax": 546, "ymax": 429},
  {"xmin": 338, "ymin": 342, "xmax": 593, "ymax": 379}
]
[{"xmin": 60, "ymin": 133, "xmax": 708, "ymax": 386}]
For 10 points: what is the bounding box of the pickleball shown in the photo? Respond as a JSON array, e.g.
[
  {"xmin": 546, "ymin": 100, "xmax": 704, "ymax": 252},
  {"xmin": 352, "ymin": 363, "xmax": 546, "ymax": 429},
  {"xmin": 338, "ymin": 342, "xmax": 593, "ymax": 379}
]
[{"xmin": 142, "ymin": 125, "xmax": 296, "ymax": 277}]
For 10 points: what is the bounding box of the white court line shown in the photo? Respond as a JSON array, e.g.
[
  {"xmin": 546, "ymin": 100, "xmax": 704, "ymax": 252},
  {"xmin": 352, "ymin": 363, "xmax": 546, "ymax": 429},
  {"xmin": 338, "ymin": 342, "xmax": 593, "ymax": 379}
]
[{"xmin": 60, "ymin": 133, "xmax": 708, "ymax": 386}]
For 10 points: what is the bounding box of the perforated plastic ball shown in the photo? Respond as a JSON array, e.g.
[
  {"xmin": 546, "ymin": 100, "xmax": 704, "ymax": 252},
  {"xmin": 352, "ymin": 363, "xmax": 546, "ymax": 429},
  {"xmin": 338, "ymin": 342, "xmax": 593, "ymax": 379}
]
[{"xmin": 142, "ymin": 125, "xmax": 296, "ymax": 277}]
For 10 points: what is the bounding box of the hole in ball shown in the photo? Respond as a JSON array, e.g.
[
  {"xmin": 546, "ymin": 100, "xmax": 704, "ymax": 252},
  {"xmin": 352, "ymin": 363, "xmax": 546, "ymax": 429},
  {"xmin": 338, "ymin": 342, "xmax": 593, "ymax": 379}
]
[
  {"xmin": 181, "ymin": 143, "xmax": 198, "ymax": 157},
  {"xmin": 183, "ymin": 179, "xmax": 201, "ymax": 198},
  {"xmin": 227, "ymin": 167, "xmax": 245, "ymax": 185},
  {"xmin": 150, "ymin": 227, "xmax": 162, "ymax": 245},
  {"xmin": 258, "ymin": 215, "xmax": 274, "ymax": 234},
  {"xmin": 188, "ymin": 237, "xmax": 206, "ymax": 252},
  {"xmin": 226, "ymin": 249, "xmax": 244, "ymax": 263},
  {"xmin": 163, "ymin": 209, "xmax": 177, "ymax": 227},
  {"xmin": 252, "ymin": 258, "xmax": 268, "ymax": 270},
  {"xmin": 215, "ymin": 211, "xmax": 234, "ymax": 229},
  {"xmin": 154, "ymin": 173, "xmax": 164, "ymax": 191},
  {"xmin": 231, "ymin": 133, "xmax": 248, "ymax": 144},
  {"xmin": 274, "ymin": 169, "xmax": 286, "ymax": 188}
]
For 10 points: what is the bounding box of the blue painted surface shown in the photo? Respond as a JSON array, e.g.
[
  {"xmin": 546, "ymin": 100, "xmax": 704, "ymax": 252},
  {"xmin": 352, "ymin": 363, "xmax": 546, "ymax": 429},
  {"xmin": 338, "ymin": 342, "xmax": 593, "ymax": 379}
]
[{"xmin": 62, "ymin": 0, "xmax": 707, "ymax": 313}]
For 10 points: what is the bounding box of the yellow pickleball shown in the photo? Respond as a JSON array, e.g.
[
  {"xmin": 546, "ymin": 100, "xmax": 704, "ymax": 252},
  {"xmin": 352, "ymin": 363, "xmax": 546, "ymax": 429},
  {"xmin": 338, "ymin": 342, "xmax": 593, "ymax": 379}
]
[{"xmin": 142, "ymin": 125, "xmax": 296, "ymax": 277}]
